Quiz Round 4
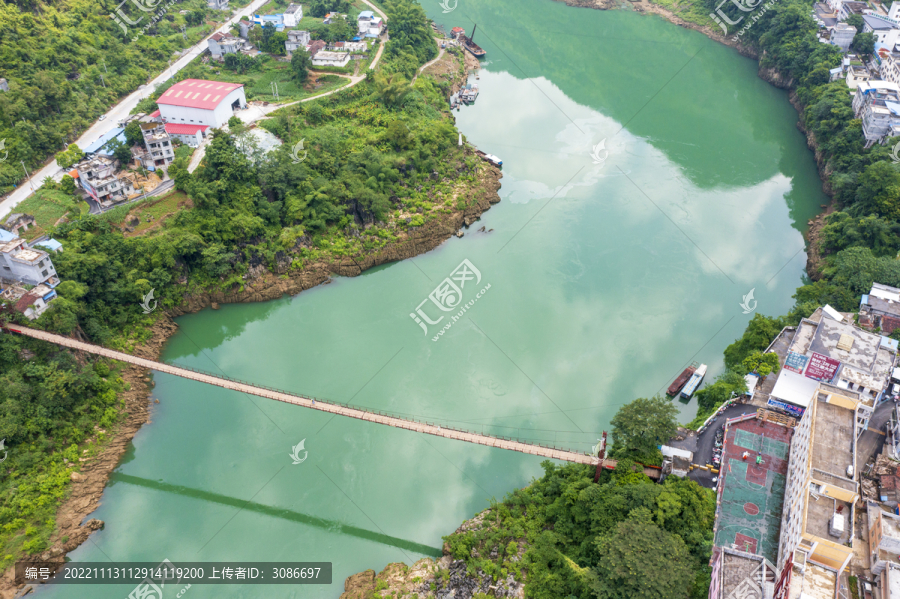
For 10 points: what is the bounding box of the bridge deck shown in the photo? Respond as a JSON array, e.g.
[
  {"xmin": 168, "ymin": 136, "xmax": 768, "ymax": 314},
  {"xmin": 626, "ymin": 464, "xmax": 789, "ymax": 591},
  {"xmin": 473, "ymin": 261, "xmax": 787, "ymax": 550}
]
[{"xmin": 6, "ymin": 326, "xmax": 600, "ymax": 465}]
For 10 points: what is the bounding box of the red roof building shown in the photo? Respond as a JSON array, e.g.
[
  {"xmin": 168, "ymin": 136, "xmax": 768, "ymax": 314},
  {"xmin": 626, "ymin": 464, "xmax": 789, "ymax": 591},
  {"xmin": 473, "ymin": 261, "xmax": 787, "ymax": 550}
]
[
  {"xmin": 157, "ymin": 79, "xmax": 244, "ymax": 111},
  {"xmin": 164, "ymin": 123, "xmax": 210, "ymax": 135},
  {"xmin": 155, "ymin": 79, "xmax": 247, "ymax": 129}
]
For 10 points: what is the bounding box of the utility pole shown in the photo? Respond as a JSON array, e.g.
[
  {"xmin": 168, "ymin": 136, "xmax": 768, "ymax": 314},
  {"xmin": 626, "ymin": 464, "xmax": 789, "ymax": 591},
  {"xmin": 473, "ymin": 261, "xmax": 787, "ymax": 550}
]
[
  {"xmin": 20, "ymin": 161, "xmax": 34, "ymax": 192},
  {"xmin": 181, "ymin": 25, "xmax": 187, "ymax": 41}
]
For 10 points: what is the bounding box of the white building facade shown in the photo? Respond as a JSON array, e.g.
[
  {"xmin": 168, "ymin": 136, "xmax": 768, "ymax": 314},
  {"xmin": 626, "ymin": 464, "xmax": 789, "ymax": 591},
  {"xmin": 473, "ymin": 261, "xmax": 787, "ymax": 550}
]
[
  {"xmin": 156, "ymin": 79, "xmax": 247, "ymax": 130},
  {"xmin": 283, "ymin": 3, "xmax": 303, "ymax": 27}
]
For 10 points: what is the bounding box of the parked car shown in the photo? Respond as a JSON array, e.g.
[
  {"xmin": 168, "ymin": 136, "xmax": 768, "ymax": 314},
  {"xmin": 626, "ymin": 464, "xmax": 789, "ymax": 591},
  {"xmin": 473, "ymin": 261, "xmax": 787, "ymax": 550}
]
[{"xmin": 99, "ymin": 114, "xmax": 107, "ymax": 121}]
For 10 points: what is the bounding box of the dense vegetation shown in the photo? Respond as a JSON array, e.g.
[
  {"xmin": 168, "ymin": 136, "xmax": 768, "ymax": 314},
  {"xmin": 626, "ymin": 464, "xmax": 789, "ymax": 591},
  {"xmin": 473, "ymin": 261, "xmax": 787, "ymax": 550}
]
[
  {"xmin": 0, "ymin": 0, "xmax": 232, "ymax": 193},
  {"xmin": 0, "ymin": 333, "xmax": 124, "ymax": 568},
  {"xmin": 441, "ymin": 397, "xmax": 713, "ymax": 599},
  {"xmin": 443, "ymin": 463, "xmax": 714, "ymax": 599}
]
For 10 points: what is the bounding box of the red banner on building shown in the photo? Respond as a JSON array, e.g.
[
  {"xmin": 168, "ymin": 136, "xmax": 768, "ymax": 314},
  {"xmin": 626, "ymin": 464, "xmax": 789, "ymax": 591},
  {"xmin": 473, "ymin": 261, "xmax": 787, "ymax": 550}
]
[{"xmin": 805, "ymin": 352, "xmax": 840, "ymax": 382}]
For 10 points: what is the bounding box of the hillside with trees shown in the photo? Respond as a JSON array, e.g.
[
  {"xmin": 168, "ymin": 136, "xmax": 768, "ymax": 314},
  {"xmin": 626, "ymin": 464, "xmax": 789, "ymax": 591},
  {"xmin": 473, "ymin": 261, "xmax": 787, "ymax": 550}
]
[{"xmin": 0, "ymin": 0, "xmax": 220, "ymax": 194}]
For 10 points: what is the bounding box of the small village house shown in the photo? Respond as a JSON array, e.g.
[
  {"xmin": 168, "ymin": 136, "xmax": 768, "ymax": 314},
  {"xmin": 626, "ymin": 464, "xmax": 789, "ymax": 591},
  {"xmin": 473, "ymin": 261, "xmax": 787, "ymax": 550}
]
[
  {"xmin": 283, "ymin": 3, "xmax": 303, "ymax": 27},
  {"xmin": 311, "ymin": 50, "xmax": 351, "ymax": 68},
  {"xmin": 164, "ymin": 123, "xmax": 208, "ymax": 148},
  {"xmin": 208, "ymin": 32, "xmax": 245, "ymax": 60},
  {"xmin": 285, "ymin": 30, "xmax": 311, "ymax": 55}
]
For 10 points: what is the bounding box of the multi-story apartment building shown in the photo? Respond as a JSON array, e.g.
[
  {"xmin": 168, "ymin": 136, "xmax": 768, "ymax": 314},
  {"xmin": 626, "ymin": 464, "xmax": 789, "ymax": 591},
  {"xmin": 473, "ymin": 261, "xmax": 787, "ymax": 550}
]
[
  {"xmin": 777, "ymin": 384, "xmax": 860, "ymax": 575},
  {"xmin": 74, "ymin": 156, "xmax": 136, "ymax": 207},
  {"xmin": 853, "ymin": 81, "xmax": 900, "ymax": 145}
]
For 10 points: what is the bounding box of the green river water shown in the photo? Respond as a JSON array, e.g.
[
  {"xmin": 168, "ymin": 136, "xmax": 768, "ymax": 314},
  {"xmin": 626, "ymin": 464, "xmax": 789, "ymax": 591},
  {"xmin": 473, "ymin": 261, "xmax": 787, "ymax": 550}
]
[{"xmin": 44, "ymin": 0, "xmax": 825, "ymax": 597}]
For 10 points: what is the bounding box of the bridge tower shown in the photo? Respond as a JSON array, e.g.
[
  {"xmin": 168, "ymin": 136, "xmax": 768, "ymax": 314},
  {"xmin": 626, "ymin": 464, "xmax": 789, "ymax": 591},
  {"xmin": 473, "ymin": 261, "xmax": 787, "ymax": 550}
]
[{"xmin": 593, "ymin": 431, "xmax": 607, "ymax": 483}]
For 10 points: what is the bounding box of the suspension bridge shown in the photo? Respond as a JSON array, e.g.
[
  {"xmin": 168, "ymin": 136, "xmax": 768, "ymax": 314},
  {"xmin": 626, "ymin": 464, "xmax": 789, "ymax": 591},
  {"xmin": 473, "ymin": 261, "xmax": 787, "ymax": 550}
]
[{"xmin": 4, "ymin": 325, "xmax": 659, "ymax": 477}]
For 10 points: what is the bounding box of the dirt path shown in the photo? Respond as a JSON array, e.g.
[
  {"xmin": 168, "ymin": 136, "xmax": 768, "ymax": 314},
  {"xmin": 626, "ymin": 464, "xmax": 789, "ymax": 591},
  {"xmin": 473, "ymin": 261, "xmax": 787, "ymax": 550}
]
[{"xmin": 413, "ymin": 40, "xmax": 446, "ymax": 83}]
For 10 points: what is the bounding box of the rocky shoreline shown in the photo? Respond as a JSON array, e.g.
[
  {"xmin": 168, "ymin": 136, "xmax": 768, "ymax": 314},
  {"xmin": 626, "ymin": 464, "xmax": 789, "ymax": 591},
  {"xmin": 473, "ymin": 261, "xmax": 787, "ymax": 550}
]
[{"xmin": 338, "ymin": 509, "xmax": 526, "ymax": 599}]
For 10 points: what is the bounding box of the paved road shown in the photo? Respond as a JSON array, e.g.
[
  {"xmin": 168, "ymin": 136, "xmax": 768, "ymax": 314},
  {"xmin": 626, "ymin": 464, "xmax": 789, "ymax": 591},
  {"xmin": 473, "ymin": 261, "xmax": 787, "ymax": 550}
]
[
  {"xmin": 668, "ymin": 402, "xmax": 759, "ymax": 488},
  {"xmin": 412, "ymin": 39, "xmax": 446, "ymax": 83},
  {"xmin": 0, "ymin": 0, "xmax": 270, "ymax": 220},
  {"xmin": 857, "ymin": 399, "xmax": 895, "ymax": 474}
]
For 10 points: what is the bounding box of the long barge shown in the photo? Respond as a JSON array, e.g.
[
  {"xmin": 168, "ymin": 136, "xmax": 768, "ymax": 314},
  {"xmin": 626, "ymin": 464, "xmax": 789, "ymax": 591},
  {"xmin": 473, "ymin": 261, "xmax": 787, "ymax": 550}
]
[
  {"xmin": 680, "ymin": 364, "xmax": 708, "ymax": 399},
  {"xmin": 667, "ymin": 362, "xmax": 698, "ymax": 396}
]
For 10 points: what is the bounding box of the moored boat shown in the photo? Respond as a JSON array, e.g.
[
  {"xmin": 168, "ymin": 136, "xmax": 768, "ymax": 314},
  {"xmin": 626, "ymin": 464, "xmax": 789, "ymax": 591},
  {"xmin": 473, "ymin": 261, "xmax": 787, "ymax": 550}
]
[
  {"xmin": 680, "ymin": 363, "xmax": 708, "ymax": 399},
  {"xmin": 667, "ymin": 361, "xmax": 698, "ymax": 396},
  {"xmin": 461, "ymin": 24, "xmax": 486, "ymax": 58}
]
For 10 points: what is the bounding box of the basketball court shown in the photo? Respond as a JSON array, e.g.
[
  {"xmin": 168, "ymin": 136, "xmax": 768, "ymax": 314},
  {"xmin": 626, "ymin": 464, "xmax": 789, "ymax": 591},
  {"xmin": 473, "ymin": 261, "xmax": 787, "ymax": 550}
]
[{"xmin": 713, "ymin": 418, "xmax": 792, "ymax": 564}]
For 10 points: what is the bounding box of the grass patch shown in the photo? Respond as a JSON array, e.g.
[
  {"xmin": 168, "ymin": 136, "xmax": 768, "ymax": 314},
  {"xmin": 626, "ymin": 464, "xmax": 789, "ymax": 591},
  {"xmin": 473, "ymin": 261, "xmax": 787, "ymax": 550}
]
[
  {"xmin": 649, "ymin": 0, "xmax": 716, "ymax": 27},
  {"xmin": 174, "ymin": 145, "xmax": 196, "ymax": 161},
  {"xmin": 191, "ymin": 55, "xmax": 352, "ymax": 102},
  {"xmin": 14, "ymin": 189, "xmax": 84, "ymax": 239},
  {"xmin": 124, "ymin": 191, "xmax": 193, "ymax": 236}
]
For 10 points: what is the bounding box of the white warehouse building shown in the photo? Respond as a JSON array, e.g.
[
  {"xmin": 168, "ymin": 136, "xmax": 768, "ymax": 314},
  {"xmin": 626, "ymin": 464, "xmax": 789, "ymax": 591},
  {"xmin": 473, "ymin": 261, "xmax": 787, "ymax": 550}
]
[{"xmin": 156, "ymin": 79, "xmax": 247, "ymax": 130}]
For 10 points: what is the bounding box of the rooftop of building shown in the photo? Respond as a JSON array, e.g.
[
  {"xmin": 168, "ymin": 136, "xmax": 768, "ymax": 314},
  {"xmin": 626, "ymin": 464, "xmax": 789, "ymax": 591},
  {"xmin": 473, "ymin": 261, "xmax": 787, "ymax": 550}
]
[
  {"xmin": 891, "ymin": 564, "xmax": 900, "ymax": 599},
  {"xmin": 83, "ymin": 128, "xmax": 127, "ymax": 156},
  {"xmin": 810, "ymin": 396, "xmax": 857, "ymax": 485},
  {"xmin": 157, "ymin": 79, "xmax": 243, "ymax": 110},
  {"xmin": 882, "ymin": 510, "xmax": 900, "ymax": 540},
  {"xmin": 864, "ymin": 14, "xmax": 899, "ymax": 29},
  {"xmin": 164, "ymin": 123, "xmax": 209, "ymax": 135},
  {"xmin": 313, "ymin": 51, "xmax": 349, "ymax": 60},
  {"xmin": 76, "ymin": 155, "xmax": 115, "ymax": 170},
  {"xmin": 804, "ymin": 489, "xmax": 852, "ymax": 543},
  {"xmin": 12, "ymin": 248, "xmax": 42, "ymax": 263},
  {"xmin": 809, "ymin": 312, "xmax": 884, "ymax": 371},
  {"xmin": 285, "ymin": 3, "xmax": 301, "ymax": 13},
  {"xmin": 713, "ymin": 416, "xmax": 791, "ymax": 564},
  {"xmin": 0, "ymin": 238, "xmax": 24, "ymax": 254},
  {"xmin": 837, "ymin": 346, "xmax": 894, "ymax": 397},
  {"xmin": 287, "ymin": 29, "xmax": 308, "ymax": 38},
  {"xmin": 788, "ymin": 563, "xmax": 837, "ymax": 599},
  {"xmin": 719, "ymin": 550, "xmax": 765, "ymax": 599}
]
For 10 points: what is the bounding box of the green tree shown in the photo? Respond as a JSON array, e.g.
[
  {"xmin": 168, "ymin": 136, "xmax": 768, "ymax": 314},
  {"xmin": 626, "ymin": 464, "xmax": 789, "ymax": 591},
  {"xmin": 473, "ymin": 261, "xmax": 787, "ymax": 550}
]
[
  {"xmin": 741, "ymin": 350, "xmax": 780, "ymax": 377},
  {"xmin": 845, "ymin": 13, "xmax": 864, "ymax": 30},
  {"xmin": 591, "ymin": 518, "xmax": 693, "ymax": 599},
  {"xmin": 723, "ymin": 313, "xmax": 788, "ymax": 369},
  {"xmin": 373, "ymin": 72, "xmax": 411, "ymax": 108},
  {"xmin": 609, "ymin": 396, "xmax": 678, "ymax": 460},
  {"xmin": 290, "ymin": 48, "xmax": 313, "ymax": 84},
  {"xmin": 55, "ymin": 144, "xmax": 84, "ymax": 169},
  {"xmin": 693, "ymin": 371, "xmax": 747, "ymax": 413},
  {"xmin": 125, "ymin": 121, "xmax": 144, "ymax": 147},
  {"xmin": 851, "ymin": 32, "xmax": 876, "ymax": 56},
  {"xmin": 107, "ymin": 138, "xmax": 133, "ymax": 164}
]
